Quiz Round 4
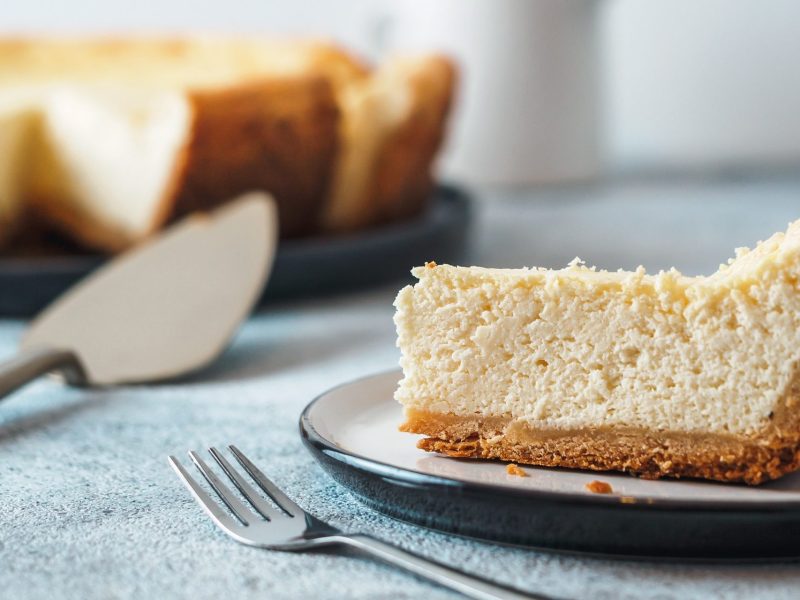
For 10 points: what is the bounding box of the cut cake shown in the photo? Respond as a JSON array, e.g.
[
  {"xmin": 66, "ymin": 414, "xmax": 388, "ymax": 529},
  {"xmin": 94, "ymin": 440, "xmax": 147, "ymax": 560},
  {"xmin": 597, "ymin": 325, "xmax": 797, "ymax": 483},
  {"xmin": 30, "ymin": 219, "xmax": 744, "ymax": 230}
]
[
  {"xmin": 395, "ymin": 221, "xmax": 800, "ymax": 485},
  {"xmin": 0, "ymin": 38, "xmax": 456, "ymax": 252}
]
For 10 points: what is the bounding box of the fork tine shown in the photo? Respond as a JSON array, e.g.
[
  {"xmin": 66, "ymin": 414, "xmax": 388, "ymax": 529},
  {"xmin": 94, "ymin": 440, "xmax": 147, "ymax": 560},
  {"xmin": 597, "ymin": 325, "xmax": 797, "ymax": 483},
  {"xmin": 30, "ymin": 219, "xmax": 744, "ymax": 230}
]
[
  {"xmin": 188, "ymin": 451, "xmax": 255, "ymax": 525},
  {"xmin": 168, "ymin": 456, "xmax": 241, "ymax": 532},
  {"xmin": 208, "ymin": 447, "xmax": 284, "ymax": 521},
  {"xmin": 228, "ymin": 445, "xmax": 303, "ymax": 517}
]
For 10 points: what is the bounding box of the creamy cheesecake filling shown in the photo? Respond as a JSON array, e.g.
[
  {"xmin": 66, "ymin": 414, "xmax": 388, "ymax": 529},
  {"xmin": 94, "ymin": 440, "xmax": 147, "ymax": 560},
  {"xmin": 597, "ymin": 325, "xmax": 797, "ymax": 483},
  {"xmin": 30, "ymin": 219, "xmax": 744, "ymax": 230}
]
[
  {"xmin": 395, "ymin": 221, "xmax": 800, "ymax": 439},
  {"xmin": 36, "ymin": 86, "xmax": 190, "ymax": 241}
]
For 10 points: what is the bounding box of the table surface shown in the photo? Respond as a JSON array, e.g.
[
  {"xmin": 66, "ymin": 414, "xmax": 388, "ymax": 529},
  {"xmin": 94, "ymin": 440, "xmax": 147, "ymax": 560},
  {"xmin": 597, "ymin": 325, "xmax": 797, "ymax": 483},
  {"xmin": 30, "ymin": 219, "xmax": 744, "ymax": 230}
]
[{"xmin": 3, "ymin": 172, "xmax": 800, "ymax": 600}]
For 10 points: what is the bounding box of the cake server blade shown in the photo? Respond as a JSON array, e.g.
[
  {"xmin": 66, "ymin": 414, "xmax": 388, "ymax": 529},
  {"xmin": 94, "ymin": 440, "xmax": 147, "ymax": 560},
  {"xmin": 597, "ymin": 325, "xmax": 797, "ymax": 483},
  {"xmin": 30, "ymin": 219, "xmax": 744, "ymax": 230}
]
[{"xmin": 0, "ymin": 191, "xmax": 277, "ymax": 399}]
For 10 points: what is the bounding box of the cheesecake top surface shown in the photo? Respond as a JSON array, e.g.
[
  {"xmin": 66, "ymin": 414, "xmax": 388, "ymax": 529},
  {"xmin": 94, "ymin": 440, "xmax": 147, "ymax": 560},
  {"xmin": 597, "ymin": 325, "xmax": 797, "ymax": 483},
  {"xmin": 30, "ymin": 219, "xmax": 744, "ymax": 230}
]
[{"xmin": 412, "ymin": 218, "xmax": 800, "ymax": 295}]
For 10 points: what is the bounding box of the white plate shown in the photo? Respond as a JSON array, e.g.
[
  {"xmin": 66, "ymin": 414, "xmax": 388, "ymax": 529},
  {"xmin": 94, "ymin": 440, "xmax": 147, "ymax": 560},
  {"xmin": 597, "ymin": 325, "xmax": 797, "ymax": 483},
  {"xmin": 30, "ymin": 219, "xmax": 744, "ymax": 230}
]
[{"xmin": 301, "ymin": 370, "xmax": 800, "ymax": 559}]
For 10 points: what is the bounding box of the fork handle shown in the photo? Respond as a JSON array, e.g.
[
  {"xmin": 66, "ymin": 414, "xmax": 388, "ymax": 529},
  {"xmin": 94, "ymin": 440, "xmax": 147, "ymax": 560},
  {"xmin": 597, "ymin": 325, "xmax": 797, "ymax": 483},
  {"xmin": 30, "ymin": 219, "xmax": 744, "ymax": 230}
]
[
  {"xmin": 325, "ymin": 533, "xmax": 556, "ymax": 600},
  {"xmin": 0, "ymin": 347, "xmax": 85, "ymax": 401}
]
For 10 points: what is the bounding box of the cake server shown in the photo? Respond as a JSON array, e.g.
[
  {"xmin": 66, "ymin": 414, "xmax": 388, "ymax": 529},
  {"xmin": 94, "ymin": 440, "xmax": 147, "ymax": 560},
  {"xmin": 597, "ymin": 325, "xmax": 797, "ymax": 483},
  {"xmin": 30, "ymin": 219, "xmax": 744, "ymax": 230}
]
[{"xmin": 0, "ymin": 192, "xmax": 277, "ymax": 401}]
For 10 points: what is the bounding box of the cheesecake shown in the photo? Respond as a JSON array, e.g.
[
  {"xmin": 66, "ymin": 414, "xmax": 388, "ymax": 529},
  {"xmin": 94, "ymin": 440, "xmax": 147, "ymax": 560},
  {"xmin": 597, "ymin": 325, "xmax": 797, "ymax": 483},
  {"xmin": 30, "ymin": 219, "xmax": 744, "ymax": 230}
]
[
  {"xmin": 0, "ymin": 38, "xmax": 456, "ymax": 253},
  {"xmin": 0, "ymin": 97, "xmax": 35, "ymax": 246},
  {"xmin": 394, "ymin": 220, "xmax": 800, "ymax": 485}
]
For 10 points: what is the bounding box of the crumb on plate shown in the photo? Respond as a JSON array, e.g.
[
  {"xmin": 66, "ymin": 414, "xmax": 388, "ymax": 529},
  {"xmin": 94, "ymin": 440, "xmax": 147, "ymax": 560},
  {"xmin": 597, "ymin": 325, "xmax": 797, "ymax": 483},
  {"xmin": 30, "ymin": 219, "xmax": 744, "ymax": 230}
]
[
  {"xmin": 506, "ymin": 463, "xmax": 527, "ymax": 477},
  {"xmin": 585, "ymin": 480, "xmax": 613, "ymax": 494}
]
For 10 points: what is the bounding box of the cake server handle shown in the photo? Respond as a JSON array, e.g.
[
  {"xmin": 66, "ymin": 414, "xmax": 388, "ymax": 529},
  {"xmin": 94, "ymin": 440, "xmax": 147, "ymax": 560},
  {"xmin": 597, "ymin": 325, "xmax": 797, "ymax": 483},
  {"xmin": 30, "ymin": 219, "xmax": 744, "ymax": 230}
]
[
  {"xmin": 0, "ymin": 347, "xmax": 86, "ymax": 401},
  {"xmin": 327, "ymin": 533, "xmax": 560, "ymax": 600}
]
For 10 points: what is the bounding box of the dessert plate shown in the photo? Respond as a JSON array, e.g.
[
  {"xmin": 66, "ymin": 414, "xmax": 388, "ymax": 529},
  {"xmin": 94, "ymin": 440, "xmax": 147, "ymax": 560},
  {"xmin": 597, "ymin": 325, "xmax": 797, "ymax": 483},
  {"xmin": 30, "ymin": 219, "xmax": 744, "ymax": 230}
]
[
  {"xmin": 300, "ymin": 370, "xmax": 800, "ymax": 560},
  {"xmin": 0, "ymin": 186, "xmax": 470, "ymax": 317}
]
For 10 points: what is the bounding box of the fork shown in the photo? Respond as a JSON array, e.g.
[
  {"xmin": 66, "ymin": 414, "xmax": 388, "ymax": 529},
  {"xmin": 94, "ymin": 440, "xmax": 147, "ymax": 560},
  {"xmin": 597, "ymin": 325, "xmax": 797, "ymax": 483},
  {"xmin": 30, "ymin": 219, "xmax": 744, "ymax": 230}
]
[{"xmin": 169, "ymin": 445, "xmax": 555, "ymax": 600}]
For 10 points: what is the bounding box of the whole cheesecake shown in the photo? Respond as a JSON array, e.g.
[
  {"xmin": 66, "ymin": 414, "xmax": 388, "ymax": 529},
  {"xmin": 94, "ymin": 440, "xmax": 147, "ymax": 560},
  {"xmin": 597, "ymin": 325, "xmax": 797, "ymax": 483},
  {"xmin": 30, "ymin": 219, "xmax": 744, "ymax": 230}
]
[
  {"xmin": 394, "ymin": 220, "xmax": 800, "ymax": 485},
  {"xmin": 0, "ymin": 38, "xmax": 456, "ymax": 253}
]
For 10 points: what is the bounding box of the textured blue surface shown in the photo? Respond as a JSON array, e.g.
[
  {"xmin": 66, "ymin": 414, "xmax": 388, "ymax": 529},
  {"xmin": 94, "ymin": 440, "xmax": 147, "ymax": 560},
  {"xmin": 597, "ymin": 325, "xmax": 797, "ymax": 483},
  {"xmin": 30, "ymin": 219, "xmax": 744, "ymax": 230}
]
[{"xmin": 3, "ymin": 174, "xmax": 800, "ymax": 599}]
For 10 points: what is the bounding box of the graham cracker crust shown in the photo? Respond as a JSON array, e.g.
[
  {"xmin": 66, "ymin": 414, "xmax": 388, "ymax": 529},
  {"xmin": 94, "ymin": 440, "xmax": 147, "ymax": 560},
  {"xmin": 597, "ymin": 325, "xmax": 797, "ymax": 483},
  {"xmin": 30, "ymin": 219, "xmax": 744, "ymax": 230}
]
[{"xmin": 401, "ymin": 404, "xmax": 800, "ymax": 485}]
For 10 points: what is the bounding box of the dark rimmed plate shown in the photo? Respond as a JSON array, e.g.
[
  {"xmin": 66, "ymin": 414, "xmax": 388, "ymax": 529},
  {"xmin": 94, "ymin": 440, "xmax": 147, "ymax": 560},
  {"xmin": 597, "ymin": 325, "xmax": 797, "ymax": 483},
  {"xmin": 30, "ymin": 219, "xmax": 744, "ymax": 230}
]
[
  {"xmin": 300, "ymin": 370, "xmax": 800, "ymax": 560},
  {"xmin": 0, "ymin": 185, "xmax": 471, "ymax": 317}
]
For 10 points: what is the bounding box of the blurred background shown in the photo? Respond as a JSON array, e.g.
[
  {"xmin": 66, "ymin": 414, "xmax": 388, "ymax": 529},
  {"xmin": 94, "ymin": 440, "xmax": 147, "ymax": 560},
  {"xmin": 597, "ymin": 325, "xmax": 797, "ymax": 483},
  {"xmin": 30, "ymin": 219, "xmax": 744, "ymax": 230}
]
[
  {"xmin": 4, "ymin": 0, "xmax": 800, "ymax": 282},
  {"xmin": 7, "ymin": 0, "xmax": 800, "ymax": 178}
]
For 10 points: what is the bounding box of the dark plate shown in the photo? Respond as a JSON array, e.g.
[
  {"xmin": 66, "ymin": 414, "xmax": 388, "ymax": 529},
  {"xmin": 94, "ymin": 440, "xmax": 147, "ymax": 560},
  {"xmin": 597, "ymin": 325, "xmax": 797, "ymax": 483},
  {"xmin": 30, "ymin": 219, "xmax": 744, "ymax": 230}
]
[
  {"xmin": 0, "ymin": 185, "xmax": 471, "ymax": 317},
  {"xmin": 300, "ymin": 370, "xmax": 800, "ymax": 561}
]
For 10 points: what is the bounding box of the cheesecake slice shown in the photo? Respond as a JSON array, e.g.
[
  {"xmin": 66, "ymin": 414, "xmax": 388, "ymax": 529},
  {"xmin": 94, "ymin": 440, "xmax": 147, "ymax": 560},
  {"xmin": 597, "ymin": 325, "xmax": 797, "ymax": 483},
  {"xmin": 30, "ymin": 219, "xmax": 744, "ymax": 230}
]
[
  {"xmin": 322, "ymin": 54, "xmax": 456, "ymax": 232},
  {"xmin": 394, "ymin": 220, "xmax": 800, "ymax": 485}
]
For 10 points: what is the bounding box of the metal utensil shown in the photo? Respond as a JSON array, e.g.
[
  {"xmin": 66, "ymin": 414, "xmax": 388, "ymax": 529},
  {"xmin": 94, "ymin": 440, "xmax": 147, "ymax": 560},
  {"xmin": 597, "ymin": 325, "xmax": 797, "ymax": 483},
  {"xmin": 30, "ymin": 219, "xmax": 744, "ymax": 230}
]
[
  {"xmin": 0, "ymin": 192, "xmax": 277, "ymax": 400},
  {"xmin": 169, "ymin": 446, "xmax": 555, "ymax": 600}
]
